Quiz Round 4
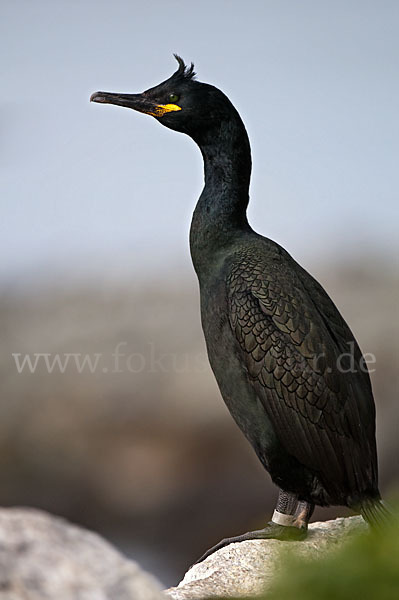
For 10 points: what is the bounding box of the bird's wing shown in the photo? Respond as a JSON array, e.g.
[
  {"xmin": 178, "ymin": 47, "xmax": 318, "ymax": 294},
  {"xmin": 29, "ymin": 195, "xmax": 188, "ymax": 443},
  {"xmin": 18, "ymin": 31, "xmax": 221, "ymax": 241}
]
[{"xmin": 227, "ymin": 248, "xmax": 377, "ymax": 499}]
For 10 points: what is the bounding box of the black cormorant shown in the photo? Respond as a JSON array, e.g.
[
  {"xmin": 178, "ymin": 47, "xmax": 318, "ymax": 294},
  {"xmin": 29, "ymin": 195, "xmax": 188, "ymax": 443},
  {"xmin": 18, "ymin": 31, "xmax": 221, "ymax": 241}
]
[{"xmin": 91, "ymin": 56, "xmax": 387, "ymax": 560}]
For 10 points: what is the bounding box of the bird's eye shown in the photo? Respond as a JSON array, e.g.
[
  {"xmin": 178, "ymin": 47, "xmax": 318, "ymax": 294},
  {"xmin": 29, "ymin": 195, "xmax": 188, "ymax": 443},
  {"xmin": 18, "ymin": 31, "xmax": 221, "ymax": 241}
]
[{"xmin": 169, "ymin": 93, "xmax": 180, "ymax": 103}]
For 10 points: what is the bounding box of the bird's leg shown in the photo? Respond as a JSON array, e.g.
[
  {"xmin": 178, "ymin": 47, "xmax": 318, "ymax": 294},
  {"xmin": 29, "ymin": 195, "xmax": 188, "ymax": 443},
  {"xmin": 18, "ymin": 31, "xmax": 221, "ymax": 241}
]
[
  {"xmin": 292, "ymin": 498, "xmax": 315, "ymax": 529},
  {"xmin": 272, "ymin": 488, "xmax": 300, "ymax": 525},
  {"xmin": 272, "ymin": 490, "xmax": 314, "ymax": 528},
  {"xmin": 193, "ymin": 489, "xmax": 314, "ymax": 565}
]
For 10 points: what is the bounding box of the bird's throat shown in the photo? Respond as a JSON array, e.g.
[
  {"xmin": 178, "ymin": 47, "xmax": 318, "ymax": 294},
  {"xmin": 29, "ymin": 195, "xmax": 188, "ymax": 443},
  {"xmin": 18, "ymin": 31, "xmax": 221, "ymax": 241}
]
[{"xmin": 190, "ymin": 117, "xmax": 252, "ymax": 277}]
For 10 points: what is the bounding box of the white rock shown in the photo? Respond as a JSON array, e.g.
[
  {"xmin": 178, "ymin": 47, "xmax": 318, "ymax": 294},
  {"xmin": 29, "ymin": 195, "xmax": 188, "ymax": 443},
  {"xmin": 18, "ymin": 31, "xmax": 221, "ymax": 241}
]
[
  {"xmin": 165, "ymin": 516, "xmax": 367, "ymax": 599},
  {"xmin": 0, "ymin": 507, "xmax": 165, "ymax": 600}
]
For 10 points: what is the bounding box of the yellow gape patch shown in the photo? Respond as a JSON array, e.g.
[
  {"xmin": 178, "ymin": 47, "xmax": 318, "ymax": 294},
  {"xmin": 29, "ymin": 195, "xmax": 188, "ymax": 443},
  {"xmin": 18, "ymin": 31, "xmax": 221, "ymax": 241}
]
[{"xmin": 149, "ymin": 103, "xmax": 182, "ymax": 117}]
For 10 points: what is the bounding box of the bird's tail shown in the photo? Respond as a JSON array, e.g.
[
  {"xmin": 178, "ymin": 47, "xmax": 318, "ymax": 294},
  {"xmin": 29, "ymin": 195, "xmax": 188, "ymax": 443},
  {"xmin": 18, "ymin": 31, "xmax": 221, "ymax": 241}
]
[{"xmin": 360, "ymin": 498, "xmax": 393, "ymax": 529}]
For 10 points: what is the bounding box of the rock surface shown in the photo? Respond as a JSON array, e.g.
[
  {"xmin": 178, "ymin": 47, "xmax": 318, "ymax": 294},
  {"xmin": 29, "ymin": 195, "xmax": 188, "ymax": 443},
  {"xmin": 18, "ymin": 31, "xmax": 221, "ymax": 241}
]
[
  {"xmin": 165, "ymin": 516, "xmax": 367, "ymax": 599},
  {"xmin": 0, "ymin": 507, "xmax": 165, "ymax": 600},
  {"xmin": 0, "ymin": 508, "xmax": 369, "ymax": 599}
]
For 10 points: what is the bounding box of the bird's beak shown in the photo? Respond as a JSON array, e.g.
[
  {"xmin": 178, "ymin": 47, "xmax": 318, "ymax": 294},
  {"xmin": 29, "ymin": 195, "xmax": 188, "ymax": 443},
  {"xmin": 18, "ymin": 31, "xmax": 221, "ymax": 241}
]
[{"xmin": 90, "ymin": 91, "xmax": 181, "ymax": 118}]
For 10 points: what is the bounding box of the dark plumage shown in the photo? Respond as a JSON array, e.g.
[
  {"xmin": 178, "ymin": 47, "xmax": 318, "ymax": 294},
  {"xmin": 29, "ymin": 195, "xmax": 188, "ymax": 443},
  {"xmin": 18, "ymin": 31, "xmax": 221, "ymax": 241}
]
[{"xmin": 91, "ymin": 56, "xmax": 387, "ymax": 560}]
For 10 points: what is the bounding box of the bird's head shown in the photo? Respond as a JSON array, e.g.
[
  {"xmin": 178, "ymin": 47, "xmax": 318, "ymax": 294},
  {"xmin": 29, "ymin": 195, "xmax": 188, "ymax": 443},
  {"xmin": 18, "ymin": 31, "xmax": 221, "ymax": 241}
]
[{"xmin": 90, "ymin": 55, "xmax": 235, "ymax": 142}]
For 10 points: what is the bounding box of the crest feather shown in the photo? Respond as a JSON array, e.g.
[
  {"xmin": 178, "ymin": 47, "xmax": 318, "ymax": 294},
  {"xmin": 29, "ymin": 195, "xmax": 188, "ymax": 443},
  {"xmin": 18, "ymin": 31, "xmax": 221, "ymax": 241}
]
[{"xmin": 172, "ymin": 54, "xmax": 196, "ymax": 81}]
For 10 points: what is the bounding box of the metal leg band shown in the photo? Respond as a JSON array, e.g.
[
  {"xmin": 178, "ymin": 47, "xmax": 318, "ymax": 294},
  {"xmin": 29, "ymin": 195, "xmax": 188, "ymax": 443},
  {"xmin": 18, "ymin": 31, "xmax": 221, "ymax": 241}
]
[{"xmin": 271, "ymin": 510, "xmax": 296, "ymax": 527}]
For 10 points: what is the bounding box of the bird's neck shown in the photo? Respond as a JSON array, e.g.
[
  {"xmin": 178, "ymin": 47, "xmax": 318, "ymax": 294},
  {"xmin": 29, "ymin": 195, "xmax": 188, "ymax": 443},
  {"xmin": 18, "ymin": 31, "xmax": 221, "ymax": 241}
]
[{"xmin": 190, "ymin": 115, "xmax": 252, "ymax": 277}]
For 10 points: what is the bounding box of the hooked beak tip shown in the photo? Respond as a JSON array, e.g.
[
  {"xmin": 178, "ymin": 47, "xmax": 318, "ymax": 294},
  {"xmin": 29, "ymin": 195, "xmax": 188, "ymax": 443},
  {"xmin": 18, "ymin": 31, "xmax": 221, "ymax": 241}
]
[{"xmin": 90, "ymin": 92, "xmax": 105, "ymax": 103}]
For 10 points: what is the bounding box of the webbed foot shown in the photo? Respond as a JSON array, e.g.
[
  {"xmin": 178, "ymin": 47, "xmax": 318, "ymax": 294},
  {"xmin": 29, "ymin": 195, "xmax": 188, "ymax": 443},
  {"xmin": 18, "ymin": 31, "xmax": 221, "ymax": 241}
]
[{"xmin": 193, "ymin": 520, "xmax": 307, "ymax": 565}]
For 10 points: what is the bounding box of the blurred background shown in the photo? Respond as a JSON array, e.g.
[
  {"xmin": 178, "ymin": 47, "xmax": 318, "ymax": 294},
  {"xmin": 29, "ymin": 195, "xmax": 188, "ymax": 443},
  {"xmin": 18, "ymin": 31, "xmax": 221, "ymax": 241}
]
[{"xmin": 1, "ymin": 0, "xmax": 398, "ymax": 587}]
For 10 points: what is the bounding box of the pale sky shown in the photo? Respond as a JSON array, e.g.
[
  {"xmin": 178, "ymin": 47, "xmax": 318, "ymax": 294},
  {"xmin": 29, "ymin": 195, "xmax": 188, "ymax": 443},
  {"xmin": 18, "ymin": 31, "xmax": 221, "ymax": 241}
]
[{"xmin": 2, "ymin": 0, "xmax": 398, "ymax": 285}]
